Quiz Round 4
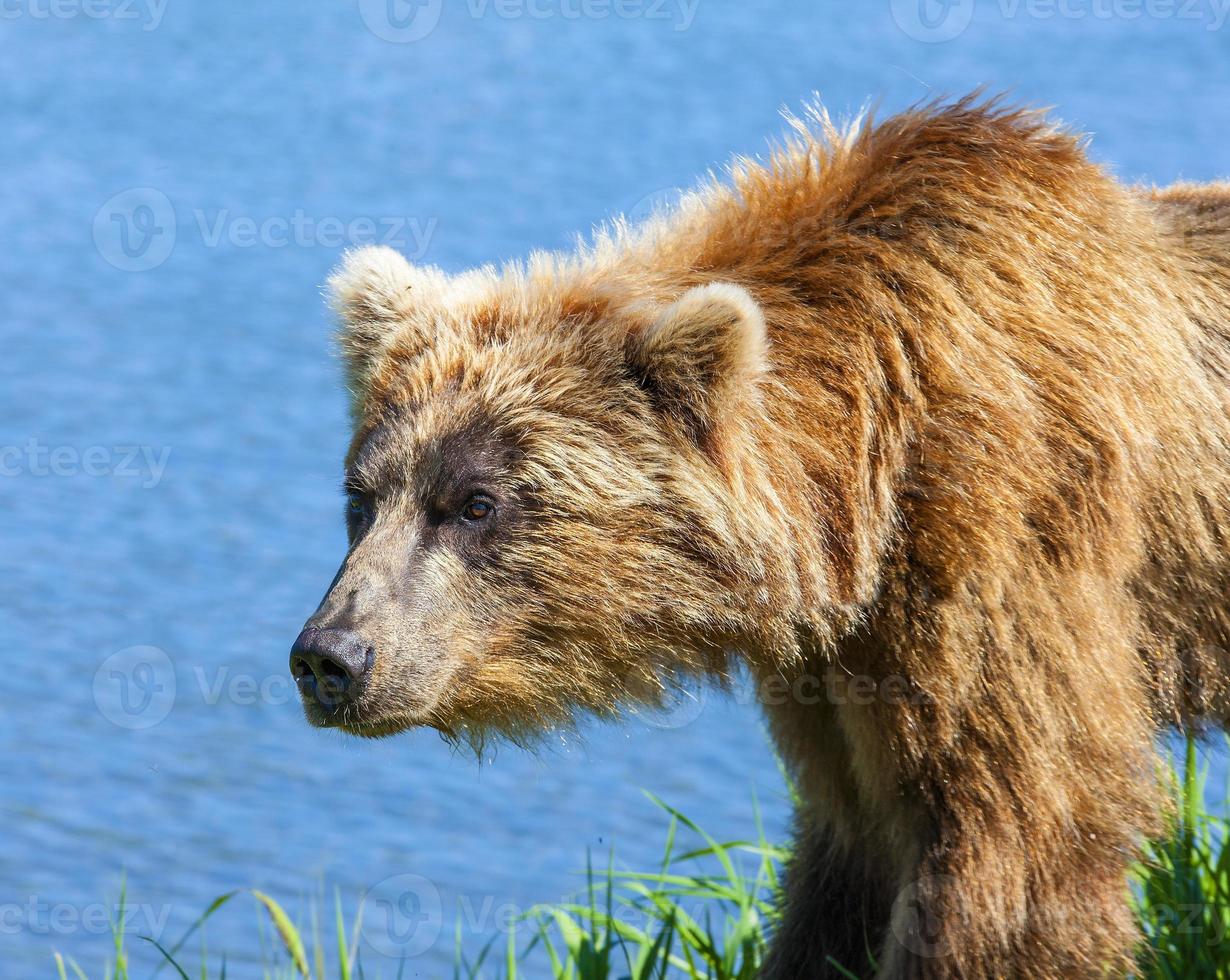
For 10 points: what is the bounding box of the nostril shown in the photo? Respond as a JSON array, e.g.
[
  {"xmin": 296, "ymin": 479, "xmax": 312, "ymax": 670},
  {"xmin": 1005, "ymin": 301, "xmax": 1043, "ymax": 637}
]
[
  {"xmin": 315, "ymin": 655, "xmax": 353, "ymax": 703},
  {"xmin": 289, "ymin": 627, "xmax": 374, "ymax": 712}
]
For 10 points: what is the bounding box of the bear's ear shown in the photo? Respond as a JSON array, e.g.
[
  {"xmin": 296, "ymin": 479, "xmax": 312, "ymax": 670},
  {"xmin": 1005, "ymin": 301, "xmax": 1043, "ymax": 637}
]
[
  {"xmin": 625, "ymin": 283, "xmax": 769, "ymax": 441},
  {"xmin": 327, "ymin": 245, "xmax": 449, "ymax": 405}
]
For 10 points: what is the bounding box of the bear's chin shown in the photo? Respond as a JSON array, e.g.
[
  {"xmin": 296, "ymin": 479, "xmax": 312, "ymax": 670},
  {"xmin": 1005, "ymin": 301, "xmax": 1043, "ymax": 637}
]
[
  {"xmin": 336, "ymin": 716, "xmax": 421, "ymax": 739},
  {"xmin": 300, "ymin": 701, "xmax": 424, "ymax": 738}
]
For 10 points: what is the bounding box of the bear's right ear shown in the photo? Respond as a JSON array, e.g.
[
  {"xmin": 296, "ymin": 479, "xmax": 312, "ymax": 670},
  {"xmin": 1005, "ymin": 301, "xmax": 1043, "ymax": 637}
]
[
  {"xmin": 327, "ymin": 245, "xmax": 449, "ymax": 407},
  {"xmin": 625, "ymin": 282, "xmax": 769, "ymax": 444}
]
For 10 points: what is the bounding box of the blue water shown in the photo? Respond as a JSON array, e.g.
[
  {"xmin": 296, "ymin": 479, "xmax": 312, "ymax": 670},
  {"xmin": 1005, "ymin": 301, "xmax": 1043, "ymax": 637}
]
[{"xmin": 2, "ymin": 2, "xmax": 1229, "ymax": 976}]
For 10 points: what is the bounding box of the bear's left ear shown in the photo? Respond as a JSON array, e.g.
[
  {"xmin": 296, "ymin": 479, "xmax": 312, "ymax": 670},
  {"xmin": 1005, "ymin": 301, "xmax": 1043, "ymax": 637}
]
[
  {"xmin": 625, "ymin": 283, "xmax": 769, "ymax": 440},
  {"xmin": 327, "ymin": 245, "xmax": 450, "ymax": 410}
]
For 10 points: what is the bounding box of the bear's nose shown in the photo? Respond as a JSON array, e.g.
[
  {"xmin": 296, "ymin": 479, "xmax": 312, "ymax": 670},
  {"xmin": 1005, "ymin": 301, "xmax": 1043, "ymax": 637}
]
[{"xmin": 289, "ymin": 627, "xmax": 374, "ymax": 710}]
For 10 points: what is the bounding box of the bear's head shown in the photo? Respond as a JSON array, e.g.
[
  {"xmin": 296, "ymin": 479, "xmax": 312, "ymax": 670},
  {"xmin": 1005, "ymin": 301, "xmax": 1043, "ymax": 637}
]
[{"xmin": 290, "ymin": 245, "xmax": 797, "ymax": 747}]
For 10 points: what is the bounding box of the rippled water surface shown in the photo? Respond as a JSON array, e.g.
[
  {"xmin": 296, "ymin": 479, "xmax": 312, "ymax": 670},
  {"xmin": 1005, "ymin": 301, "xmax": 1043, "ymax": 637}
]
[{"xmin": 2, "ymin": 2, "xmax": 1229, "ymax": 975}]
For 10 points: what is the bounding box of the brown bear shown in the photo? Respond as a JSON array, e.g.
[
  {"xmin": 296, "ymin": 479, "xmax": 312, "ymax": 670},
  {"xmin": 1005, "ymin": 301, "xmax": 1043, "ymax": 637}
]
[{"xmin": 289, "ymin": 96, "xmax": 1230, "ymax": 978}]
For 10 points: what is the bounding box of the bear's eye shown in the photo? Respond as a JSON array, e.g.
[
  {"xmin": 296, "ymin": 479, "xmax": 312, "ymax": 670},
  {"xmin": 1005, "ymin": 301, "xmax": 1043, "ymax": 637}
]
[
  {"xmin": 461, "ymin": 495, "xmax": 495, "ymax": 523},
  {"xmin": 346, "ymin": 491, "xmax": 373, "ymax": 528}
]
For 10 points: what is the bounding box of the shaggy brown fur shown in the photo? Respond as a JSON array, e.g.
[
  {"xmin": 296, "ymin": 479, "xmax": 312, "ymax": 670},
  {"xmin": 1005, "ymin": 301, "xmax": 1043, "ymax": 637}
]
[{"xmin": 294, "ymin": 96, "xmax": 1230, "ymax": 977}]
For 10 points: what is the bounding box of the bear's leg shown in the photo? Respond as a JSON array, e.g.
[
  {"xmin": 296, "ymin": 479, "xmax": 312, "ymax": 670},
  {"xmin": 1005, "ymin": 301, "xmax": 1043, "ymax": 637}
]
[
  {"xmin": 761, "ymin": 797, "xmax": 1143, "ymax": 979},
  {"xmin": 760, "ymin": 825, "xmax": 893, "ymax": 980},
  {"xmin": 872, "ymin": 784, "xmax": 1147, "ymax": 979}
]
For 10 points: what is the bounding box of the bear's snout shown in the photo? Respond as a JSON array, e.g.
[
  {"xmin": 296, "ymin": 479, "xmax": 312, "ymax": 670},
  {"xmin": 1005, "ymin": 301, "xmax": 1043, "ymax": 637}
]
[{"xmin": 289, "ymin": 626, "xmax": 375, "ymax": 723}]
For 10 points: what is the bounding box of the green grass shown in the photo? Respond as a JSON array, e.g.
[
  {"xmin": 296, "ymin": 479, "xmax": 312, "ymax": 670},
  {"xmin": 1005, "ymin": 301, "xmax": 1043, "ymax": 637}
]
[
  {"xmin": 1134, "ymin": 735, "xmax": 1230, "ymax": 978},
  {"xmin": 55, "ymin": 736, "xmax": 1230, "ymax": 979}
]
